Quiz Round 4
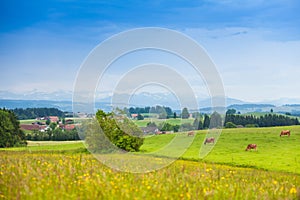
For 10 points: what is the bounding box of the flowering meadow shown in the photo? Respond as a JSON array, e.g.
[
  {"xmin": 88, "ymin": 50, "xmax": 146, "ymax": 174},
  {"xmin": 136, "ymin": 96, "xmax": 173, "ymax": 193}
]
[
  {"xmin": 0, "ymin": 151, "xmax": 299, "ymax": 200},
  {"xmin": 1, "ymin": 125, "xmax": 300, "ymax": 199}
]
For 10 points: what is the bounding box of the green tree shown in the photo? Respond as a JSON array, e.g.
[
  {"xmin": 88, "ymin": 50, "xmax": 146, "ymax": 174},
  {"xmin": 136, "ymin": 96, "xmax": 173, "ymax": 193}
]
[
  {"xmin": 85, "ymin": 110, "xmax": 144, "ymax": 153},
  {"xmin": 164, "ymin": 107, "xmax": 173, "ymax": 117},
  {"xmin": 173, "ymin": 112, "xmax": 177, "ymax": 119},
  {"xmin": 173, "ymin": 125, "xmax": 180, "ymax": 132},
  {"xmin": 146, "ymin": 122, "xmax": 157, "ymax": 128},
  {"xmin": 210, "ymin": 111, "xmax": 223, "ymax": 128},
  {"xmin": 160, "ymin": 122, "xmax": 173, "ymax": 131},
  {"xmin": 225, "ymin": 122, "xmax": 237, "ymax": 128},
  {"xmin": 193, "ymin": 117, "xmax": 203, "ymax": 130},
  {"xmin": 203, "ymin": 114, "xmax": 210, "ymax": 129},
  {"xmin": 0, "ymin": 109, "xmax": 27, "ymax": 147},
  {"xmin": 193, "ymin": 118, "xmax": 199, "ymax": 129},
  {"xmin": 154, "ymin": 106, "xmax": 167, "ymax": 119},
  {"xmin": 49, "ymin": 122, "xmax": 57, "ymax": 130},
  {"xmin": 137, "ymin": 113, "xmax": 144, "ymax": 120},
  {"xmin": 180, "ymin": 123, "xmax": 193, "ymax": 131},
  {"xmin": 181, "ymin": 107, "xmax": 190, "ymax": 119},
  {"xmin": 192, "ymin": 112, "xmax": 201, "ymax": 119},
  {"xmin": 226, "ymin": 109, "xmax": 236, "ymax": 115},
  {"xmin": 198, "ymin": 120, "xmax": 203, "ymax": 130}
]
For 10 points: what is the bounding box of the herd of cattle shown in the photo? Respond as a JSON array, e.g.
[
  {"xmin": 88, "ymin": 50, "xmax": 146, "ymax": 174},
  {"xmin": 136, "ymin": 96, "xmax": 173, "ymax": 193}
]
[{"xmin": 186, "ymin": 130, "xmax": 292, "ymax": 151}]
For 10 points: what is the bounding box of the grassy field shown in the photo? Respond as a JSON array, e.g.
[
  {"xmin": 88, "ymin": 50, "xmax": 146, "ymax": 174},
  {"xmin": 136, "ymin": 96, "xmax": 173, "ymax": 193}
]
[
  {"xmin": 140, "ymin": 125, "xmax": 300, "ymax": 174},
  {"xmin": 134, "ymin": 118, "xmax": 194, "ymax": 127},
  {"xmin": 1, "ymin": 126, "xmax": 300, "ymax": 199},
  {"xmin": 1, "ymin": 141, "xmax": 86, "ymax": 152},
  {"xmin": 19, "ymin": 119, "xmax": 46, "ymax": 125}
]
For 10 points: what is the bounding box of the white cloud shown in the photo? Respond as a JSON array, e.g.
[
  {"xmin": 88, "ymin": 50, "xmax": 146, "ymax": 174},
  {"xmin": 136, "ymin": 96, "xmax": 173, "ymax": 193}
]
[
  {"xmin": 1, "ymin": 21, "xmax": 299, "ymax": 103},
  {"xmin": 182, "ymin": 27, "xmax": 300, "ymax": 101}
]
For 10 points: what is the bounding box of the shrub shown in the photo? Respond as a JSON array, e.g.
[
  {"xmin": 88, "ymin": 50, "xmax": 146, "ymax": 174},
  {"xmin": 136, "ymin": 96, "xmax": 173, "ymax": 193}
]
[
  {"xmin": 245, "ymin": 124, "xmax": 259, "ymax": 128},
  {"xmin": 225, "ymin": 122, "xmax": 237, "ymax": 128}
]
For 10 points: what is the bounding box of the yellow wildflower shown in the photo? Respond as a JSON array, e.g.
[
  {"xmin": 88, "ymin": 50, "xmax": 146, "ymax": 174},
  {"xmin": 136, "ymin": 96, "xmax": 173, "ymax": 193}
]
[
  {"xmin": 290, "ymin": 187, "xmax": 297, "ymax": 194},
  {"xmin": 186, "ymin": 192, "xmax": 191, "ymax": 199}
]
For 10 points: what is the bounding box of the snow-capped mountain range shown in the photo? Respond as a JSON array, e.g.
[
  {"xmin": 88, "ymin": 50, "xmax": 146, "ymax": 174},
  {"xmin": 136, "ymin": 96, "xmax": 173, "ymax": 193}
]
[{"xmin": 0, "ymin": 90, "xmax": 300, "ymax": 114}]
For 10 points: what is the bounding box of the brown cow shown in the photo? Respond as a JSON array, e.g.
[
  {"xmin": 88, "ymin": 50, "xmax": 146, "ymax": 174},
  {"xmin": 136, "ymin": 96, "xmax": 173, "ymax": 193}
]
[
  {"xmin": 187, "ymin": 131, "xmax": 195, "ymax": 136},
  {"xmin": 204, "ymin": 137, "xmax": 215, "ymax": 145},
  {"xmin": 245, "ymin": 144, "xmax": 257, "ymax": 151},
  {"xmin": 280, "ymin": 130, "xmax": 290, "ymax": 137}
]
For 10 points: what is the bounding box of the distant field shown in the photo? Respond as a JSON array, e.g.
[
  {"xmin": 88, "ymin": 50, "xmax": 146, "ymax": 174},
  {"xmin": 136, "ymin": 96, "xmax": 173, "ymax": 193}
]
[
  {"xmin": 1, "ymin": 140, "xmax": 85, "ymax": 152},
  {"xmin": 20, "ymin": 118, "xmax": 88, "ymax": 125},
  {"xmin": 27, "ymin": 140, "xmax": 84, "ymax": 147},
  {"xmin": 20, "ymin": 119, "xmax": 46, "ymax": 124},
  {"xmin": 134, "ymin": 118, "xmax": 194, "ymax": 127}
]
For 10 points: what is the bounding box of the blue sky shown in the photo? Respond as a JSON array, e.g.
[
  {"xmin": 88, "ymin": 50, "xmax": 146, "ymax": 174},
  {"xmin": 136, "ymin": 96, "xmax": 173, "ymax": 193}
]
[{"xmin": 0, "ymin": 0, "xmax": 300, "ymax": 102}]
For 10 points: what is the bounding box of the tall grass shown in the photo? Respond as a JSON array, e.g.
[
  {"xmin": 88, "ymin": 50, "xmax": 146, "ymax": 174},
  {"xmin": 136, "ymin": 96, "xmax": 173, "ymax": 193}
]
[
  {"xmin": 1, "ymin": 126, "xmax": 300, "ymax": 199},
  {"xmin": 0, "ymin": 152, "xmax": 299, "ymax": 199}
]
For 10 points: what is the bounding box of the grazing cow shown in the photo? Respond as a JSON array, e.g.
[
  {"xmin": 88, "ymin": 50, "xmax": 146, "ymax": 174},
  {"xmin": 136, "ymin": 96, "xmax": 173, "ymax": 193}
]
[
  {"xmin": 280, "ymin": 130, "xmax": 290, "ymax": 137},
  {"xmin": 204, "ymin": 137, "xmax": 215, "ymax": 145},
  {"xmin": 245, "ymin": 144, "xmax": 257, "ymax": 151},
  {"xmin": 187, "ymin": 131, "xmax": 195, "ymax": 136}
]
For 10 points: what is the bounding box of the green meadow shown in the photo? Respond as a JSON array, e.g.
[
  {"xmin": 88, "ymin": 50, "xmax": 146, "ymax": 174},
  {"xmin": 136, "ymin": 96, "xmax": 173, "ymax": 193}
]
[
  {"xmin": 2, "ymin": 140, "xmax": 86, "ymax": 152},
  {"xmin": 133, "ymin": 118, "xmax": 194, "ymax": 127},
  {"xmin": 1, "ymin": 125, "xmax": 300, "ymax": 199},
  {"xmin": 19, "ymin": 119, "xmax": 46, "ymax": 125},
  {"xmin": 141, "ymin": 125, "xmax": 300, "ymax": 174}
]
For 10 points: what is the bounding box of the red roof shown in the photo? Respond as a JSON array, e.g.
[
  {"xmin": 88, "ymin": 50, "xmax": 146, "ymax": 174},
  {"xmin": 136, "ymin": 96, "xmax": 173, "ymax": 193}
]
[
  {"xmin": 20, "ymin": 124, "xmax": 40, "ymax": 131},
  {"xmin": 49, "ymin": 116, "xmax": 59, "ymax": 123},
  {"xmin": 64, "ymin": 124, "xmax": 75, "ymax": 130}
]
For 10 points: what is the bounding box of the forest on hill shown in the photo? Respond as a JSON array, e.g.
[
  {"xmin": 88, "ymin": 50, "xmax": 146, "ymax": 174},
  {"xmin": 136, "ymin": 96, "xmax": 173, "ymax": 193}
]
[{"xmin": 12, "ymin": 108, "xmax": 65, "ymax": 119}]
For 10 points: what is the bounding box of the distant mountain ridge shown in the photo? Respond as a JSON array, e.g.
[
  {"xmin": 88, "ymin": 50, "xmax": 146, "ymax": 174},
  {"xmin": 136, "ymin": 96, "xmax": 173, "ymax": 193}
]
[
  {"xmin": 0, "ymin": 99, "xmax": 74, "ymax": 111},
  {"xmin": 1, "ymin": 100, "xmax": 300, "ymax": 116},
  {"xmin": 1, "ymin": 90, "xmax": 300, "ymax": 106},
  {"xmin": 0, "ymin": 90, "xmax": 72, "ymax": 101},
  {"xmin": 0, "ymin": 90, "xmax": 300, "ymax": 115}
]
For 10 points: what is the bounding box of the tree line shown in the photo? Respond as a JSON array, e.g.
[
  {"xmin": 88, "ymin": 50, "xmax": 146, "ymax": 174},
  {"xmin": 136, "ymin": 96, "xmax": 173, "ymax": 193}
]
[
  {"xmin": 125, "ymin": 106, "xmax": 193, "ymax": 119},
  {"xmin": 144, "ymin": 112, "xmax": 220, "ymax": 132},
  {"xmin": 126, "ymin": 106, "xmax": 172, "ymax": 115},
  {"xmin": 12, "ymin": 108, "xmax": 65, "ymax": 120},
  {"xmin": 25, "ymin": 129, "xmax": 80, "ymax": 141},
  {"xmin": 224, "ymin": 113, "xmax": 299, "ymax": 128},
  {"xmin": 125, "ymin": 106, "xmax": 174, "ymax": 119},
  {"xmin": 144, "ymin": 110, "xmax": 300, "ymax": 133}
]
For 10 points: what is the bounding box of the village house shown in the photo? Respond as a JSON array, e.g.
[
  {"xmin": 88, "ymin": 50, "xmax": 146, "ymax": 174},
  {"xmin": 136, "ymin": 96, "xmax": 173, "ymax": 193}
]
[
  {"xmin": 20, "ymin": 124, "xmax": 48, "ymax": 132},
  {"xmin": 48, "ymin": 116, "xmax": 59, "ymax": 123},
  {"xmin": 131, "ymin": 114, "xmax": 138, "ymax": 119}
]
